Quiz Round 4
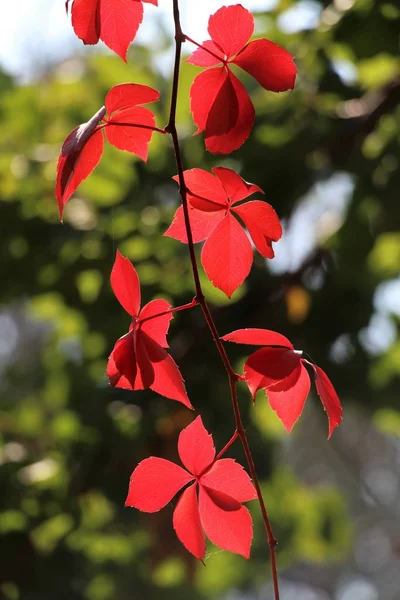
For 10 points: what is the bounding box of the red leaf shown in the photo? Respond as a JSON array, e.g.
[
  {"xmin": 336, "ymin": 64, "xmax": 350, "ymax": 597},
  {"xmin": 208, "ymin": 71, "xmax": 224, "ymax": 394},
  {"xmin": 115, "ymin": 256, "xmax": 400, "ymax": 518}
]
[
  {"xmin": 105, "ymin": 83, "xmax": 160, "ymax": 114},
  {"xmin": 233, "ymin": 39, "xmax": 297, "ymax": 93},
  {"xmin": 198, "ymin": 486, "xmax": 253, "ymax": 559},
  {"xmin": 126, "ymin": 457, "xmax": 194, "ymax": 512},
  {"xmin": 139, "ymin": 299, "xmax": 171, "ymax": 348},
  {"xmin": 107, "ymin": 331, "xmax": 138, "ymax": 389},
  {"xmin": 244, "ymin": 347, "xmax": 301, "ymax": 399},
  {"xmin": 233, "ymin": 200, "xmax": 282, "ymax": 259},
  {"xmin": 107, "ymin": 329, "xmax": 156, "ymax": 391},
  {"xmin": 110, "ymin": 250, "xmax": 141, "ymax": 317},
  {"xmin": 104, "ymin": 84, "xmax": 160, "ymax": 160},
  {"xmin": 212, "ymin": 167, "xmax": 263, "ymax": 204},
  {"xmin": 105, "ymin": 106, "xmax": 156, "ymax": 161},
  {"xmin": 108, "ymin": 253, "xmax": 191, "ymax": 407},
  {"xmin": 173, "ymin": 169, "xmax": 228, "ymax": 212},
  {"xmin": 173, "ymin": 484, "xmax": 206, "ymax": 560},
  {"xmin": 190, "ymin": 68, "xmax": 255, "ymax": 154},
  {"xmin": 178, "ymin": 416, "xmax": 215, "ymax": 477},
  {"xmin": 224, "ymin": 329, "xmax": 342, "ymax": 435},
  {"xmin": 187, "ymin": 5, "xmax": 296, "ymax": 153},
  {"xmin": 201, "ymin": 212, "xmax": 253, "ymax": 297},
  {"xmin": 164, "ymin": 205, "xmax": 225, "ymax": 244},
  {"xmin": 56, "ymin": 84, "xmax": 159, "ymax": 215},
  {"xmin": 56, "ymin": 128, "xmax": 104, "ymax": 220},
  {"xmin": 200, "ymin": 459, "xmax": 257, "ymax": 503},
  {"xmin": 312, "ymin": 364, "xmax": 343, "ymax": 438},
  {"xmin": 125, "ymin": 416, "xmax": 256, "ymax": 559},
  {"xmin": 70, "ymin": 0, "xmax": 155, "ymax": 61},
  {"xmin": 267, "ymin": 362, "xmax": 311, "ymax": 433},
  {"xmin": 189, "ymin": 68, "xmax": 229, "ymax": 133},
  {"xmin": 69, "ymin": 0, "xmax": 100, "ymax": 45},
  {"xmin": 222, "ymin": 329, "xmax": 293, "ymax": 348},
  {"xmin": 207, "ymin": 5, "xmax": 254, "ymax": 58},
  {"xmin": 187, "ymin": 40, "xmax": 224, "ymax": 67},
  {"xmin": 141, "ymin": 334, "xmax": 192, "ymax": 408}
]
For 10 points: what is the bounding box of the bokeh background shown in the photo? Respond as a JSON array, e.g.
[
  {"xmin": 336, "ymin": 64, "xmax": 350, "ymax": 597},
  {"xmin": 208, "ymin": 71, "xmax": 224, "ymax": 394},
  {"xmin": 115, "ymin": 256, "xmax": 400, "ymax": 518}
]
[{"xmin": 1, "ymin": 1, "xmax": 400, "ymax": 599}]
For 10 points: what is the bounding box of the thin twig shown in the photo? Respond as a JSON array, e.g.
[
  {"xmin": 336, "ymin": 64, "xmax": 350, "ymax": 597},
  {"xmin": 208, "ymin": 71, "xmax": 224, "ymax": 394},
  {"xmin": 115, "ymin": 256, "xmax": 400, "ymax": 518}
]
[{"xmin": 139, "ymin": 298, "xmax": 198, "ymax": 324}]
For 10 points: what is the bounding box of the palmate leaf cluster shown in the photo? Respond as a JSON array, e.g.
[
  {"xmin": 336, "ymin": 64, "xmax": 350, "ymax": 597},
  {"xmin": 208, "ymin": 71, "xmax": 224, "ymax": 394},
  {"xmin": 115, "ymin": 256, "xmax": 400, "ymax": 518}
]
[{"xmin": 0, "ymin": 0, "xmax": 399, "ymax": 598}]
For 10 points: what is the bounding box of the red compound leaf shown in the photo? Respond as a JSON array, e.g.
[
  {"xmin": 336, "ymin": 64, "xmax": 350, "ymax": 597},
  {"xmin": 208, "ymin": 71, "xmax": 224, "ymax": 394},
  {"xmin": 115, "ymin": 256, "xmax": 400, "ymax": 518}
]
[
  {"xmin": 223, "ymin": 329, "xmax": 343, "ymax": 437},
  {"xmin": 165, "ymin": 168, "xmax": 282, "ymax": 297},
  {"xmin": 187, "ymin": 4, "xmax": 297, "ymax": 153},
  {"xmin": 107, "ymin": 252, "xmax": 191, "ymax": 408},
  {"xmin": 126, "ymin": 416, "xmax": 257, "ymax": 560},
  {"xmin": 56, "ymin": 83, "xmax": 160, "ymax": 219},
  {"xmin": 68, "ymin": 0, "xmax": 158, "ymax": 61}
]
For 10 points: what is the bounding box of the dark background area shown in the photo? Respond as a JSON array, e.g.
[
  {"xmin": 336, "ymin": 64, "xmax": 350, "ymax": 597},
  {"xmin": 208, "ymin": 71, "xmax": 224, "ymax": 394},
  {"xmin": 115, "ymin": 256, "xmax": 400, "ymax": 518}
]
[{"xmin": 1, "ymin": 1, "xmax": 399, "ymax": 598}]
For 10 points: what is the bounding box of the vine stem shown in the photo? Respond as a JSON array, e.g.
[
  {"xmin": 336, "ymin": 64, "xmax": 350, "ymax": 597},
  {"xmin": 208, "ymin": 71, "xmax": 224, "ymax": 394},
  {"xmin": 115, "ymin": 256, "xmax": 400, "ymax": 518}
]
[
  {"xmin": 139, "ymin": 298, "xmax": 198, "ymax": 324},
  {"xmin": 98, "ymin": 122, "xmax": 167, "ymax": 135},
  {"xmin": 166, "ymin": 2, "xmax": 280, "ymax": 598}
]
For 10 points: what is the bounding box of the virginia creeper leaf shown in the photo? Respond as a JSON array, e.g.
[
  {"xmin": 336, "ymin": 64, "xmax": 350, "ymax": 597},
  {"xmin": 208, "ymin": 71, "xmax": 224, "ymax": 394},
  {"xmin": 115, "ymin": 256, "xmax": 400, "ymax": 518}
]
[
  {"xmin": 186, "ymin": 40, "xmax": 224, "ymax": 67},
  {"xmin": 56, "ymin": 128, "xmax": 104, "ymax": 220},
  {"xmin": 312, "ymin": 364, "xmax": 343, "ymax": 439},
  {"xmin": 212, "ymin": 166, "xmax": 263, "ymax": 204},
  {"xmin": 198, "ymin": 486, "xmax": 253, "ymax": 559},
  {"xmin": 221, "ymin": 329, "xmax": 293, "ymax": 348},
  {"xmin": 178, "ymin": 415, "xmax": 215, "ymax": 477},
  {"xmin": 233, "ymin": 201, "xmax": 282, "ymax": 259},
  {"xmin": 200, "ymin": 459, "xmax": 257, "ymax": 502},
  {"xmin": 56, "ymin": 83, "xmax": 160, "ymax": 218},
  {"xmin": 139, "ymin": 299, "xmax": 171, "ymax": 348},
  {"xmin": 201, "ymin": 212, "xmax": 253, "ymax": 298},
  {"xmin": 267, "ymin": 363, "xmax": 311, "ymax": 433},
  {"xmin": 126, "ymin": 417, "xmax": 256, "ymax": 560},
  {"xmin": 165, "ymin": 168, "xmax": 282, "ymax": 297},
  {"xmin": 207, "ymin": 4, "xmax": 254, "ymax": 58},
  {"xmin": 141, "ymin": 333, "xmax": 191, "ymax": 407},
  {"xmin": 224, "ymin": 329, "xmax": 343, "ymax": 436},
  {"xmin": 107, "ymin": 253, "xmax": 191, "ymax": 407},
  {"xmin": 111, "ymin": 249, "xmax": 141, "ymax": 317},
  {"xmin": 125, "ymin": 457, "xmax": 194, "ymax": 512},
  {"xmin": 173, "ymin": 484, "xmax": 205, "ymax": 560},
  {"xmin": 190, "ymin": 68, "xmax": 255, "ymax": 154},
  {"xmin": 187, "ymin": 4, "xmax": 297, "ymax": 153},
  {"xmin": 69, "ymin": 0, "xmax": 158, "ymax": 61},
  {"xmin": 244, "ymin": 347, "xmax": 302, "ymax": 399},
  {"xmin": 233, "ymin": 39, "xmax": 297, "ymax": 93},
  {"xmin": 164, "ymin": 205, "xmax": 225, "ymax": 244}
]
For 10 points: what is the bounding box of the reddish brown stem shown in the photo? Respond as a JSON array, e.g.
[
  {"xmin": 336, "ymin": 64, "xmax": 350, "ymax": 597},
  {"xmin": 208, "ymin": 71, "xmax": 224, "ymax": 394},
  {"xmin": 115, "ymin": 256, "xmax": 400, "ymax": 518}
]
[
  {"xmin": 167, "ymin": 1, "xmax": 280, "ymax": 598},
  {"xmin": 139, "ymin": 298, "xmax": 198, "ymax": 324},
  {"xmin": 214, "ymin": 430, "xmax": 239, "ymax": 462},
  {"xmin": 98, "ymin": 122, "xmax": 167, "ymax": 135}
]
